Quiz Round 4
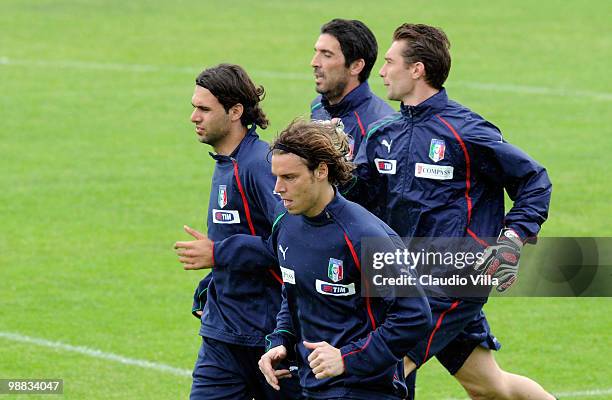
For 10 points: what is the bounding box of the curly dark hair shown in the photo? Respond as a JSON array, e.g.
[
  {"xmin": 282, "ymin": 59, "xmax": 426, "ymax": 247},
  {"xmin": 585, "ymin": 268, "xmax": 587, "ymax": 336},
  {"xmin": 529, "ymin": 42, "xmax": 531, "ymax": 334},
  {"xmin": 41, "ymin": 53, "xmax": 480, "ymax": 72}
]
[
  {"xmin": 196, "ymin": 63, "xmax": 269, "ymax": 129},
  {"xmin": 271, "ymin": 119, "xmax": 354, "ymax": 186}
]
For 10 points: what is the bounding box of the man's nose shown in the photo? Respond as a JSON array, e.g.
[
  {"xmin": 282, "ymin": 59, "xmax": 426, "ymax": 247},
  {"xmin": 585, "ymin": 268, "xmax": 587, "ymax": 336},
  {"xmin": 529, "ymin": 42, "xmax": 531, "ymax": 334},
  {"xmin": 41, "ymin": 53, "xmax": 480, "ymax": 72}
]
[
  {"xmin": 311, "ymin": 53, "xmax": 320, "ymax": 68},
  {"xmin": 190, "ymin": 109, "xmax": 199, "ymax": 123},
  {"xmin": 274, "ymin": 178, "xmax": 284, "ymax": 194}
]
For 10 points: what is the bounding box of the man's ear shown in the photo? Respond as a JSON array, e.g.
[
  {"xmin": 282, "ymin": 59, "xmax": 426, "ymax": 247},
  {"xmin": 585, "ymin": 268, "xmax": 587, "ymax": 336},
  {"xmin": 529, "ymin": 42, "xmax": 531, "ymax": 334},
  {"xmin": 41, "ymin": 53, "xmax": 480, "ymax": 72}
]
[
  {"xmin": 412, "ymin": 61, "xmax": 426, "ymax": 80},
  {"xmin": 229, "ymin": 103, "xmax": 244, "ymax": 122},
  {"xmin": 349, "ymin": 58, "xmax": 365, "ymax": 78},
  {"xmin": 315, "ymin": 162, "xmax": 329, "ymax": 180}
]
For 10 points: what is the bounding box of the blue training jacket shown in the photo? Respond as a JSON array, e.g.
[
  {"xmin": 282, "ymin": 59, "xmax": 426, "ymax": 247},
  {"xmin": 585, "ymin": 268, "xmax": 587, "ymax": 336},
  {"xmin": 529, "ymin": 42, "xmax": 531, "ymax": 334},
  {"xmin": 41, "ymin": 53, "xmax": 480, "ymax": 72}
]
[
  {"xmin": 197, "ymin": 126, "xmax": 284, "ymax": 347},
  {"xmin": 193, "ymin": 83, "xmax": 392, "ymax": 318},
  {"xmin": 214, "ymin": 192, "xmax": 432, "ymax": 400},
  {"xmin": 311, "ymin": 81, "xmax": 393, "ymax": 160},
  {"xmin": 344, "ymin": 88, "xmax": 552, "ymax": 246}
]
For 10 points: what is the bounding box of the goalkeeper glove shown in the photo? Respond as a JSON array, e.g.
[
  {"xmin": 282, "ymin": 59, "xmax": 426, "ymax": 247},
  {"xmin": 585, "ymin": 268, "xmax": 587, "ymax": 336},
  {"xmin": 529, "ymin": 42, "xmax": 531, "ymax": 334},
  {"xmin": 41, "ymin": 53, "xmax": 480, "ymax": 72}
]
[
  {"xmin": 474, "ymin": 228, "xmax": 523, "ymax": 293},
  {"xmin": 314, "ymin": 118, "xmax": 351, "ymax": 159}
]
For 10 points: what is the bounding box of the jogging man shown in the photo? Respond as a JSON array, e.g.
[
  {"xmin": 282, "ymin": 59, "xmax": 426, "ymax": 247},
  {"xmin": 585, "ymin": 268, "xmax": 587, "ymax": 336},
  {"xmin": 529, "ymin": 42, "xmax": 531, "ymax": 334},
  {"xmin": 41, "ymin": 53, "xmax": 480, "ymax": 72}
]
[
  {"xmin": 310, "ymin": 19, "xmax": 393, "ymax": 160},
  {"xmin": 189, "ymin": 19, "xmax": 392, "ymax": 320},
  {"xmin": 175, "ymin": 64, "xmax": 300, "ymax": 400},
  {"xmin": 207, "ymin": 119, "xmax": 432, "ymax": 399},
  {"xmin": 259, "ymin": 120, "xmax": 432, "ymax": 399},
  {"xmin": 344, "ymin": 24, "xmax": 555, "ymax": 399},
  {"xmin": 177, "ymin": 119, "xmax": 433, "ymax": 399}
]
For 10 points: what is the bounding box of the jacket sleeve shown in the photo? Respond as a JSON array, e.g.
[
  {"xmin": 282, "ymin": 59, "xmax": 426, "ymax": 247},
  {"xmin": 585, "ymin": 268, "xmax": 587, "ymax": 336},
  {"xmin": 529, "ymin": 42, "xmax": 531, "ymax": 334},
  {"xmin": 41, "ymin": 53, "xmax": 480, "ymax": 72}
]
[
  {"xmin": 339, "ymin": 234, "xmax": 433, "ymax": 377},
  {"xmin": 340, "ymin": 130, "xmax": 381, "ymax": 210},
  {"xmin": 463, "ymin": 117, "xmax": 552, "ymax": 241},
  {"xmin": 246, "ymin": 157, "xmax": 281, "ymax": 226},
  {"xmin": 191, "ymin": 273, "xmax": 212, "ymax": 318},
  {"xmin": 213, "ymin": 234, "xmax": 277, "ymax": 271},
  {"xmin": 265, "ymin": 286, "xmax": 297, "ymax": 357},
  {"xmin": 212, "ymin": 209, "xmax": 285, "ymax": 271}
]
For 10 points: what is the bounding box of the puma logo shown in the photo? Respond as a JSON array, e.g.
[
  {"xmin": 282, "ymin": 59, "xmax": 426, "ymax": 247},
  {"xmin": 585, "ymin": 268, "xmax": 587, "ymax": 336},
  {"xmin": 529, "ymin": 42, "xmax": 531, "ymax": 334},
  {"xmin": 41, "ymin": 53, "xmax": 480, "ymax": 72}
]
[
  {"xmin": 382, "ymin": 139, "xmax": 393, "ymax": 153},
  {"xmin": 278, "ymin": 244, "xmax": 288, "ymax": 260}
]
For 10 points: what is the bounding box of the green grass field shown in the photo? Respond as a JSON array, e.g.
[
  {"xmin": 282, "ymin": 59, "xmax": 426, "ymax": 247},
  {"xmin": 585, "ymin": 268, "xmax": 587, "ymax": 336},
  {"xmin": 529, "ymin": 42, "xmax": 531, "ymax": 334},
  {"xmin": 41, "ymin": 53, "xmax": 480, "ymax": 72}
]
[{"xmin": 1, "ymin": 1, "xmax": 610, "ymax": 398}]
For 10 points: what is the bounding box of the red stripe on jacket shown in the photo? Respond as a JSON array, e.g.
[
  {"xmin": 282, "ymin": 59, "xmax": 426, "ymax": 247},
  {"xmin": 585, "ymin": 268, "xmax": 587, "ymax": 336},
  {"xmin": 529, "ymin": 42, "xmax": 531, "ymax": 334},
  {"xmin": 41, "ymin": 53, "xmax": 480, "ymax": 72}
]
[
  {"xmin": 232, "ymin": 160, "xmax": 283, "ymax": 285},
  {"xmin": 344, "ymin": 233, "xmax": 376, "ymax": 330},
  {"xmin": 436, "ymin": 115, "xmax": 488, "ymax": 247},
  {"xmin": 354, "ymin": 111, "xmax": 366, "ymax": 137}
]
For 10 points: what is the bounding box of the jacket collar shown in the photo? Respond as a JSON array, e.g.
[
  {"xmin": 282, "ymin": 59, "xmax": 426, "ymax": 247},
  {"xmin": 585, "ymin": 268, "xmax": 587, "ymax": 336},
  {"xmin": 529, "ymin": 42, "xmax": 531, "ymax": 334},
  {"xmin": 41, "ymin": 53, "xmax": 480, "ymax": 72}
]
[
  {"xmin": 209, "ymin": 125, "xmax": 259, "ymax": 161},
  {"xmin": 400, "ymin": 88, "xmax": 448, "ymax": 122},
  {"xmin": 321, "ymin": 81, "xmax": 372, "ymax": 117},
  {"xmin": 301, "ymin": 189, "xmax": 347, "ymax": 226}
]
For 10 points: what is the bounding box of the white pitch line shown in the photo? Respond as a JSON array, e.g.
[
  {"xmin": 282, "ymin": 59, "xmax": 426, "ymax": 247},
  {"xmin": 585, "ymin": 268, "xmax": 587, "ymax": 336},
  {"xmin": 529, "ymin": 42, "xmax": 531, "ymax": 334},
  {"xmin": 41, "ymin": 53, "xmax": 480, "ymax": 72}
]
[
  {"xmin": 1, "ymin": 56, "xmax": 610, "ymax": 101},
  {"xmin": 0, "ymin": 56, "xmax": 307, "ymax": 81},
  {"xmin": 0, "ymin": 56, "xmax": 195, "ymax": 74},
  {"xmin": 452, "ymin": 80, "xmax": 612, "ymax": 101},
  {"xmin": 0, "ymin": 331, "xmax": 192, "ymax": 377},
  {"xmin": 1, "ymin": 332, "xmax": 611, "ymax": 398}
]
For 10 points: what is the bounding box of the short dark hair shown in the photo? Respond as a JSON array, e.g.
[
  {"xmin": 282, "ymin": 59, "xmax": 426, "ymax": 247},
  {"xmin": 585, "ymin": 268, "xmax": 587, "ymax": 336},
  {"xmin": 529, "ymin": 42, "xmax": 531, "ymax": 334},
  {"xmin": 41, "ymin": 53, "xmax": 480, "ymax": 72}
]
[
  {"xmin": 321, "ymin": 19, "xmax": 378, "ymax": 83},
  {"xmin": 392, "ymin": 24, "xmax": 451, "ymax": 90},
  {"xmin": 271, "ymin": 119, "xmax": 354, "ymax": 186},
  {"xmin": 196, "ymin": 63, "xmax": 269, "ymax": 129}
]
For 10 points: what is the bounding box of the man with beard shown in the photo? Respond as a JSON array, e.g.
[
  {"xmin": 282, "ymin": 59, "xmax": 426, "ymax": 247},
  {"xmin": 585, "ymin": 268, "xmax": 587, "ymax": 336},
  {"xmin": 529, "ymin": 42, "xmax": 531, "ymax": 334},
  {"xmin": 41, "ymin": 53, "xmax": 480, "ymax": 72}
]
[
  {"xmin": 175, "ymin": 64, "xmax": 301, "ymax": 400},
  {"xmin": 310, "ymin": 19, "xmax": 393, "ymax": 160},
  {"xmin": 176, "ymin": 119, "xmax": 433, "ymax": 399}
]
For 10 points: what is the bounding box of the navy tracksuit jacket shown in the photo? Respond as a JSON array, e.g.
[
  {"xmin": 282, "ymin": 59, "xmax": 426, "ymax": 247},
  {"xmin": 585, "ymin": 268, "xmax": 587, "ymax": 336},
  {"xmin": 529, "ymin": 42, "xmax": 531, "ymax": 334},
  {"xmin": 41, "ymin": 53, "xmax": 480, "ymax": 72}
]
[
  {"xmin": 311, "ymin": 81, "xmax": 393, "ymax": 160},
  {"xmin": 197, "ymin": 126, "xmax": 284, "ymax": 346},
  {"xmin": 193, "ymin": 81, "xmax": 392, "ymax": 318},
  {"xmin": 343, "ymin": 88, "xmax": 552, "ymax": 302},
  {"xmin": 345, "ymin": 88, "xmax": 552, "ymax": 244},
  {"xmin": 214, "ymin": 193, "xmax": 432, "ymax": 399}
]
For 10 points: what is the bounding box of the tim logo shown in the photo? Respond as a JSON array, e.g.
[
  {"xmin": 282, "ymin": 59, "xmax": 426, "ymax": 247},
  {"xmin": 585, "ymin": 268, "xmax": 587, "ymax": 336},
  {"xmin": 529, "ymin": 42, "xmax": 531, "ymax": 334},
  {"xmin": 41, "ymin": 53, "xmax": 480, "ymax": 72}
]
[
  {"xmin": 321, "ymin": 284, "xmax": 337, "ymax": 293},
  {"xmin": 374, "ymin": 158, "xmax": 397, "ymax": 174},
  {"xmin": 315, "ymin": 279, "xmax": 356, "ymax": 296},
  {"xmin": 212, "ymin": 209, "xmax": 241, "ymax": 224}
]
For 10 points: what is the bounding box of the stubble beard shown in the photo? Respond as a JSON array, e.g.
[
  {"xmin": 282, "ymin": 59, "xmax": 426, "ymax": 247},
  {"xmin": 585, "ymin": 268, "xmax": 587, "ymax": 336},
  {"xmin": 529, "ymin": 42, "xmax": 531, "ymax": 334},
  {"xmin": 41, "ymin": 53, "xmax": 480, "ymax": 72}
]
[
  {"xmin": 199, "ymin": 125, "xmax": 230, "ymax": 149},
  {"xmin": 317, "ymin": 76, "xmax": 348, "ymax": 105},
  {"xmin": 199, "ymin": 115, "xmax": 232, "ymax": 148}
]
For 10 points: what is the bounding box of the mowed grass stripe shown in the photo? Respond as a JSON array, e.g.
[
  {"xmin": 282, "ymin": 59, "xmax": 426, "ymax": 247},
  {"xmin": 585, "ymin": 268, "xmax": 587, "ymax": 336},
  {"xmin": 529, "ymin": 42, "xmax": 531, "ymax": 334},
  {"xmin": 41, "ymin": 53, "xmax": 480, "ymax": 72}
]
[{"xmin": 1, "ymin": 56, "xmax": 610, "ymax": 101}]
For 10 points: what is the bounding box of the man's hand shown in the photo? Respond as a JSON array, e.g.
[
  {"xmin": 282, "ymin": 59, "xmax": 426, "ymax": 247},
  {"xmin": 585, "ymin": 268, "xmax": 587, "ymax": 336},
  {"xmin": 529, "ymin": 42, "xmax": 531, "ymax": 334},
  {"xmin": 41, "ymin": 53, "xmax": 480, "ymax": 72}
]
[
  {"xmin": 474, "ymin": 228, "xmax": 523, "ymax": 292},
  {"xmin": 174, "ymin": 225, "xmax": 214, "ymax": 270},
  {"xmin": 192, "ymin": 277, "xmax": 210, "ymax": 318},
  {"xmin": 258, "ymin": 345, "xmax": 290, "ymax": 390},
  {"xmin": 314, "ymin": 118, "xmax": 351, "ymax": 159},
  {"xmin": 303, "ymin": 341, "xmax": 344, "ymax": 379}
]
